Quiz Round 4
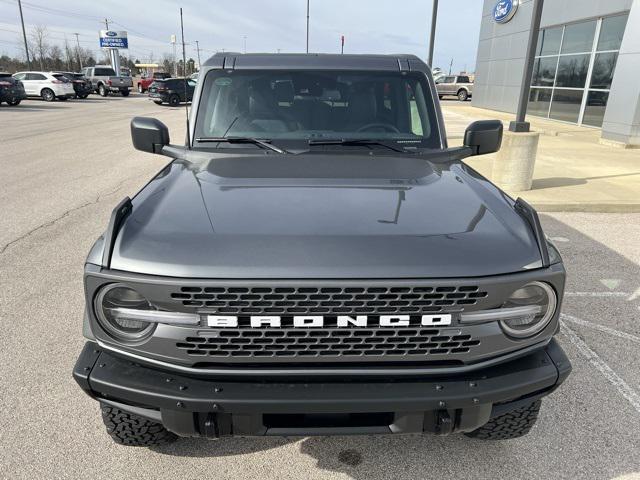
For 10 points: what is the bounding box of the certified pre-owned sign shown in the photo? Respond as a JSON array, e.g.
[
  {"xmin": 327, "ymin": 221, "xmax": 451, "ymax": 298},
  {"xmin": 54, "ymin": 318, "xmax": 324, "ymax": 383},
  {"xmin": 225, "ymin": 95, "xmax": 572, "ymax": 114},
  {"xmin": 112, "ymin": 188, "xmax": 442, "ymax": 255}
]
[
  {"xmin": 99, "ymin": 30, "xmax": 128, "ymax": 49},
  {"xmin": 493, "ymin": 0, "xmax": 519, "ymax": 23}
]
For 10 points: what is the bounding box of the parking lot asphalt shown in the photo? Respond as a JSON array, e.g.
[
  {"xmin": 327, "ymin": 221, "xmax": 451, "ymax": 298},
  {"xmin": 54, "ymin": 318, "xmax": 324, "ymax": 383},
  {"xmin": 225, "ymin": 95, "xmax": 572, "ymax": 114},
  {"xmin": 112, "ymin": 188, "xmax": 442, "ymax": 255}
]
[{"xmin": 1, "ymin": 95, "xmax": 639, "ymax": 480}]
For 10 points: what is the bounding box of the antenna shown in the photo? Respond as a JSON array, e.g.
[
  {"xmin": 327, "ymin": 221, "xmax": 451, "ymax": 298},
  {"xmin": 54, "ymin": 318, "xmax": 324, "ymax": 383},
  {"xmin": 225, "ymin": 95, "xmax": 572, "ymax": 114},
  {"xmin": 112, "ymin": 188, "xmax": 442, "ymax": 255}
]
[{"xmin": 180, "ymin": 8, "xmax": 190, "ymax": 149}]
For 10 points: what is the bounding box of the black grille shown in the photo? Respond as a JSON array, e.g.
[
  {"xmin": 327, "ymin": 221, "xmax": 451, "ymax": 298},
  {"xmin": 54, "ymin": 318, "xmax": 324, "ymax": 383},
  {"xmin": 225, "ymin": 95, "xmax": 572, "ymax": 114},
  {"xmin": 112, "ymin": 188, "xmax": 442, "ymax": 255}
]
[
  {"xmin": 170, "ymin": 285, "xmax": 487, "ymax": 315},
  {"xmin": 176, "ymin": 328, "xmax": 481, "ymax": 359}
]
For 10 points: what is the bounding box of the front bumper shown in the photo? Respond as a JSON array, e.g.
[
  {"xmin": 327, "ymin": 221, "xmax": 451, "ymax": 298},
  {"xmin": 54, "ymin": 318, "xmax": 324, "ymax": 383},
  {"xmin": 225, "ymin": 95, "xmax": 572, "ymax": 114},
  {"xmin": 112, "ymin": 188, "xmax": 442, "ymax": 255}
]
[
  {"xmin": 73, "ymin": 338, "xmax": 570, "ymax": 437},
  {"xmin": 0, "ymin": 89, "xmax": 27, "ymax": 102}
]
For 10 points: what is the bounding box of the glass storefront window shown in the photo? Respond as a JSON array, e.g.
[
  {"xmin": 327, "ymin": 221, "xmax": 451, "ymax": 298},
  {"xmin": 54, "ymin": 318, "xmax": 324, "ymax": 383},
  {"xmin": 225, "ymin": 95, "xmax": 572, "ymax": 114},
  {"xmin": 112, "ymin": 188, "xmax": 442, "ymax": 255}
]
[
  {"xmin": 561, "ymin": 20, "xmax": 597, "ymax": 54},
  {"xmin": 528, "ymin": 88, "xmax": 552, "ymax": 117},
  {"xmin": 549, "ymin": 89, "xmax": 584, "ymax": 123},
  {"xmin": 590, "ymin": 52, "xmax": 619, "ymax": 90},
  {"xmin": 532, "ymin": 57, "xmax": 558, "ymax": 86},
  {"xmin": 529, "ymin": 14, "xmax": 627, "ymax": 127},
  {"xmin": 555, "ymin": 54, "xmax": 590, "ymax": 88},
  {"xmin": 536, "ymin": 27, "xmax": 563, "ymax": 56},
  {"xmin": 597, "ymin": 14, "xmax": 629, "ymax": 51},
  {"xmin": 583, "ymin": 91, "xmax": 609, "ymax": 127}
]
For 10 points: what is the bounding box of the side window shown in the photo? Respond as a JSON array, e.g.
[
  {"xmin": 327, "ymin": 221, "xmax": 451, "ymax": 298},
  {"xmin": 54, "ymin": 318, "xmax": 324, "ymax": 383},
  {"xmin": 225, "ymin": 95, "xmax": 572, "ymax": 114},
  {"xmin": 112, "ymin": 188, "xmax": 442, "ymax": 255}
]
[
  {"xmin": 13, "ymin": 73, "xmax": 26, "ymax": 80},
  {"xmin": 408, "ymin": 82, "xmax": 426, "ymax": 136},
  {"xmin": 444, "ymin": 76, "xmax": 455, "ymax": 84},
  {"xmin": 458, "ymin": 76, "xmax": 470, "ymax": 83},
  {"xmin": 34, "ymin": 73, "xmax": 47, "ymax": 80}
]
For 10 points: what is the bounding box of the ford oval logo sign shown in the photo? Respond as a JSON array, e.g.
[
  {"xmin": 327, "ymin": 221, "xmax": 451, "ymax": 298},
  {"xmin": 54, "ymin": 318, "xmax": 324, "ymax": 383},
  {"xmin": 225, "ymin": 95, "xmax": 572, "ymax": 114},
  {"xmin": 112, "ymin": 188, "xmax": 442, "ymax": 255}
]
[
  {"xmin": 493, "ymin": 0, "xmax": 519, "ymax": 23},
  {"xmin": 106, "ymin": 31, "xmax": 118, "ymax": 37}
]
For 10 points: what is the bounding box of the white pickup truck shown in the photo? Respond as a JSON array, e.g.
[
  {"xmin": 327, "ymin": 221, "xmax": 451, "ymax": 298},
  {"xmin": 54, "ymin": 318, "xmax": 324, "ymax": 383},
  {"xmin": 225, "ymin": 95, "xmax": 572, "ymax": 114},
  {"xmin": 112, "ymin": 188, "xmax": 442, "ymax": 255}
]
[{"xmin": 81, "ymin": 65, "xmax": 132, "ymax": 97}]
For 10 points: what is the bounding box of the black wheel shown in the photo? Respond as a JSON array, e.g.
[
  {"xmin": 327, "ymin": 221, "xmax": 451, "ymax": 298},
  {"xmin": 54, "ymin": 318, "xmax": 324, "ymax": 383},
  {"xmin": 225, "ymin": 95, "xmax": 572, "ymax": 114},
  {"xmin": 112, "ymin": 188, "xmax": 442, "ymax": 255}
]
[
  {"xmin": 465, "ymin": 400, "xmax": 542, "ymax": 440},
  {"xmin": 138, "ymin": 83, "xmax": 143, "ymax": 93},
  {"xmin": 153, "ymin": 100, "xmax": 163, "ymax": 105},
  {"xmin": 121, "ymin": 89, "xmax": 130, "ymax": 97},
  {"xmin": 457, "ymin": 89, "xmax": 469, "ymax": 102},
  {"xmin": 58, "ymin": 96, "xmax": 68, "ymax": 101},
  {"xmin": 98, "ymin": 84, "xmax": 108, "ymax": 97},
  {"xmin": 79, "ymin": 93, "xmax": 89, "ymax": 99},
  {"xmin": 8, "ymin": 99, "xmax": 21, "ymax": 106},
  {"xmin": 168, "ymin": 94, "xmax": 180, "ymax": 107},
  {"xmin": 41, "ymin": 88, "xmax": 55, "ymax": 102},
  {"xmin": 101, "ymin": 404, "xmax": 177, "ymax": 447}
]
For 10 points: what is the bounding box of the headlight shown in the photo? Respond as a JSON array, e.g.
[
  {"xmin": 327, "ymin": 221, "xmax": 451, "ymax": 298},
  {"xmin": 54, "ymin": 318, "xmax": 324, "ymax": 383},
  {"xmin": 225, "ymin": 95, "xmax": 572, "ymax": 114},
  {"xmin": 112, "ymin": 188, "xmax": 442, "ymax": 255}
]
[
  {"xmin": 499, "ymin": 281, "xmax": 557, "ymax": 338},
  {"xmin": 94, "ymin": 284, "xmax": 156, "ymax": 342}
]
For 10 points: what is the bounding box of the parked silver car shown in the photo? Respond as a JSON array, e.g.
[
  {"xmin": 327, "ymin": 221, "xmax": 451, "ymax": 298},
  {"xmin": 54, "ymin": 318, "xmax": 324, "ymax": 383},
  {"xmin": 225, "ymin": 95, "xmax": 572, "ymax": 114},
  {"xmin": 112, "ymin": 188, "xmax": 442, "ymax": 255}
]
[
  {"xmin": 435, "ymin": 75, "xmax": 473, "ymax": 101},
  {"xmin": 12, "ymin": 71, "xmax": 75, "ymax": 101}
]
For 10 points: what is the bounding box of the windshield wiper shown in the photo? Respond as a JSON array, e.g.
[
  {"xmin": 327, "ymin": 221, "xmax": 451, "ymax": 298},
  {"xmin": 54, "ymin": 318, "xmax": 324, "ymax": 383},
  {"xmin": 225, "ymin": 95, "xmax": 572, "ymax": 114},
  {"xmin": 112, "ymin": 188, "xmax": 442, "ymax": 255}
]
[
  {"xmin": 307, "ymin": 138, "xmax": 407, "ymax": 153},
  {"xmin": 195, "ymin": 136, "xmax": 287, "ymax": 154}
]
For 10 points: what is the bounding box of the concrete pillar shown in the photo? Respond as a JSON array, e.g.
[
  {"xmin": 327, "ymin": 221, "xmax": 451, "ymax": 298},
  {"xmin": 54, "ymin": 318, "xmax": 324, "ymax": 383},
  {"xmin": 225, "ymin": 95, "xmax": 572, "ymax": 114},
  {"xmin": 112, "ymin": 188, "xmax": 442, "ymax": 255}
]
[{"xmin": 492, "ymin": 131, "xmax": 540, "ymax": 191}]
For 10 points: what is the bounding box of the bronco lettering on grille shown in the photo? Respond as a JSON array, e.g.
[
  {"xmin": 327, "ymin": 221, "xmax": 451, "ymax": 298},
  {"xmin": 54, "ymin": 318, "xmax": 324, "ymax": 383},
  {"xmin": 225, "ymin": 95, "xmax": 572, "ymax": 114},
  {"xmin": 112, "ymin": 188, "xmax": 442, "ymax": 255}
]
[{"xmin": 206, "ymin": 314, "xmax": 452, "ymax": 328}]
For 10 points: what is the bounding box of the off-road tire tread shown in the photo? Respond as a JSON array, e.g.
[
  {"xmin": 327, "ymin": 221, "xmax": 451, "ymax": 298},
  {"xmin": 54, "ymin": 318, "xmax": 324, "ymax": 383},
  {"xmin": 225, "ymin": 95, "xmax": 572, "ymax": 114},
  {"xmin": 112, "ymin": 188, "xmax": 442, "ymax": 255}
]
[
  {"xmin": 101, "ymin": 405, "xmax": 177, "ymax": 446},
  {"xmin": 465, "ymin": 400, "xmax": 541, "ymax": 440}
]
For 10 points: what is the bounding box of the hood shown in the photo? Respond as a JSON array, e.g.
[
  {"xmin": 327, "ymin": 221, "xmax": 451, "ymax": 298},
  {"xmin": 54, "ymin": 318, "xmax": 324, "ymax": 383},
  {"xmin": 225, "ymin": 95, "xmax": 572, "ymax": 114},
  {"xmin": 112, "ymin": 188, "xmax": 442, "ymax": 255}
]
[{"xmin": 110, "ymin": 153, "xmax": 542, "ymax": 278}]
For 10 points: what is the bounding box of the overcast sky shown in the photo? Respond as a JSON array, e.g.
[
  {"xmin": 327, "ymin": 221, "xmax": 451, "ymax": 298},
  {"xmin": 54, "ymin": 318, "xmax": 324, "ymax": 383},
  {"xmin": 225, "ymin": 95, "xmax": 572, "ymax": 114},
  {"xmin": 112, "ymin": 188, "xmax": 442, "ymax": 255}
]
[{"xmin": 0, "ymin": 0, "xmax": 483, "ymax": 72}]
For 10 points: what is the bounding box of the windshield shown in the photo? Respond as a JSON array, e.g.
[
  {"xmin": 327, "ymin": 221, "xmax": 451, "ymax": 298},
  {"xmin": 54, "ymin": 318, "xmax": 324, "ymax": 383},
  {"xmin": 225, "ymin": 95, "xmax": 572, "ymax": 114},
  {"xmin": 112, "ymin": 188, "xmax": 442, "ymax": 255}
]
[{"xmin": 194, "ymin": 70, "xmax": 441, "ymax": 149}]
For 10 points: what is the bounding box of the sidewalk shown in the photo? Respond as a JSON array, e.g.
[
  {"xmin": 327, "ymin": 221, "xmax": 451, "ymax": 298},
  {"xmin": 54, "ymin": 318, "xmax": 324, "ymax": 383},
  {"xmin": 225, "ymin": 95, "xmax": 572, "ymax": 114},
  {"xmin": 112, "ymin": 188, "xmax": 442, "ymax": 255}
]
[{"xmin": 441, "ymin": 102, "xmax": 640, "ymax": 212}]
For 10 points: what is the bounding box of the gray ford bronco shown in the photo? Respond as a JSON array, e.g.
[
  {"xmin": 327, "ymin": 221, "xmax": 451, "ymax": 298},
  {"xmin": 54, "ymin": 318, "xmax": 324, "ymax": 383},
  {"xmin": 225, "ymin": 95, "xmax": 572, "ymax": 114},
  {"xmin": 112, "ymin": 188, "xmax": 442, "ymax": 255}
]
[{"xmin": 73, "ymin": 53, "xmax": 570, "ymax": 446}]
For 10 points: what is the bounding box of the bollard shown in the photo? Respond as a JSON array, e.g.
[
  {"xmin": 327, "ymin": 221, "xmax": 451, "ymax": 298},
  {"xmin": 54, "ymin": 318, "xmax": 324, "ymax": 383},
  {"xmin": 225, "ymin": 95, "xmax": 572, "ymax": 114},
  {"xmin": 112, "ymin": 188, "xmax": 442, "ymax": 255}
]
[{"xmin": 492, "ymin": 131, "xmax": 540, "ymax": 192}]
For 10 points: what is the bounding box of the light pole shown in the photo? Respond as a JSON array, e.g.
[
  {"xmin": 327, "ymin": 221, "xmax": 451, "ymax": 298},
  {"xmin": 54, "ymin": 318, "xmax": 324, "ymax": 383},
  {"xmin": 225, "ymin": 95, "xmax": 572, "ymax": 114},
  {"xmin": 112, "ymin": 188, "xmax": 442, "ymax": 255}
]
[
  {"xmin": 427, "ymin": 0, "xmax": 438, "ymax": 67},
  {"xmin": 74, "ymin": 33, "xmax": 82, "ymax": 69},
  {"xmin": 306, "ymin": 0, "xmax": 310, "ymax": 53},
  {"xmin": 510, "ymin": 0, "xmax": 545, "ymax": 132},
  {"xmin": 195, "ymin": 40, "xmax": 201, "ymax": 70},
  {"xmin": 17, "ymin": 0, "xmax": 31, "ymax": 70}
]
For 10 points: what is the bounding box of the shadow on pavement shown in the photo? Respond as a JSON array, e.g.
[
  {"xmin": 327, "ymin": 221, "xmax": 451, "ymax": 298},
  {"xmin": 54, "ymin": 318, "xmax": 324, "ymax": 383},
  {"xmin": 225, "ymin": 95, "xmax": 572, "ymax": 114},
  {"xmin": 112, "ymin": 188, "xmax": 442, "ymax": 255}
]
[{"xmin": 532, "ymin": 172, "xmax": 640, "ymax": 190}]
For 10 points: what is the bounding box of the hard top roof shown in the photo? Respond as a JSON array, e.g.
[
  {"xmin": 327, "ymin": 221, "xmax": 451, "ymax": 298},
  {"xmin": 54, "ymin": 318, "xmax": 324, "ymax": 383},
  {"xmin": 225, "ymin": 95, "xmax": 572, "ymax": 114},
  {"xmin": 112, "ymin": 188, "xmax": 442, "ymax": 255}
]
[{"xmin": 202, "ymin": 53, "xmax": 430, "ymax": 72}]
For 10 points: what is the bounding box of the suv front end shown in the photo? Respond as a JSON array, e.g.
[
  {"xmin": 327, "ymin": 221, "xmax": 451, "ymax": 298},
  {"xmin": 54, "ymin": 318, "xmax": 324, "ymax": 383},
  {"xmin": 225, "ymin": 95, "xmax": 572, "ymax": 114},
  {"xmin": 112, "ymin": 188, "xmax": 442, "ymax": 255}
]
[{"xmin": 73, "ymin": 53, "xmax": 571, "ymax": 446}]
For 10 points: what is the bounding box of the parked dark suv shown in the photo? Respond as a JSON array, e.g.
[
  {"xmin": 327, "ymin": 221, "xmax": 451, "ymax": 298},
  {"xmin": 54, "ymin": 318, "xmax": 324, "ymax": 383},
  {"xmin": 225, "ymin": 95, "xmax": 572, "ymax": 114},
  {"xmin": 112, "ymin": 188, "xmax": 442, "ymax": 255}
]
[
  {"xmin": 0, "ymin": 72, "xmax": 27, "ymax": 105},
  {"xmin": 73, "ymin": 53, "xmax": 570, "ymax": 447},
  {"xmin": 148, "ymin": 77, "xmax": 196, "ymax": 106},
  {"xmin": 57, "ymin": 72, "xmax": 92, "ymax": 99}
]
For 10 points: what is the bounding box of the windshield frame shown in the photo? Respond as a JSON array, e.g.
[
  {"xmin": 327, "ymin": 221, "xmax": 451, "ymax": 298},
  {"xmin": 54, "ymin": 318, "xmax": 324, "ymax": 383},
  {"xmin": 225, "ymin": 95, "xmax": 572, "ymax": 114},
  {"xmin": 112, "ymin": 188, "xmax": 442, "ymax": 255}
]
[{"xmin": 192, "ymin": 68, "xmax": 444, "ymax": 152}]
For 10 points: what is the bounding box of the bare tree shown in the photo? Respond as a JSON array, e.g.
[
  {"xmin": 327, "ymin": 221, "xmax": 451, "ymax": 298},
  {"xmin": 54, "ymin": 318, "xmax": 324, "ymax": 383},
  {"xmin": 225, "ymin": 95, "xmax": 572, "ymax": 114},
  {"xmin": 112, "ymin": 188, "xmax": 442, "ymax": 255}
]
[
  {"xmin": 29, "ymin": 25, "xmax": 49, "ymax": 70},
  {"xmin": 49, "ymin": 45, "xmax": 63, "ymax": 70}
]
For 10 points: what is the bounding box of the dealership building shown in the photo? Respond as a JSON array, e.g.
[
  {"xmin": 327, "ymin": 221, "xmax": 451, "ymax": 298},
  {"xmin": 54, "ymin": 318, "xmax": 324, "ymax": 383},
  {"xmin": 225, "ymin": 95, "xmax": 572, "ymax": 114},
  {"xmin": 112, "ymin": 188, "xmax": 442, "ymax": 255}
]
[{"xmin": 473, "ymin": 0, "xmax": 640, "ymax": 146}]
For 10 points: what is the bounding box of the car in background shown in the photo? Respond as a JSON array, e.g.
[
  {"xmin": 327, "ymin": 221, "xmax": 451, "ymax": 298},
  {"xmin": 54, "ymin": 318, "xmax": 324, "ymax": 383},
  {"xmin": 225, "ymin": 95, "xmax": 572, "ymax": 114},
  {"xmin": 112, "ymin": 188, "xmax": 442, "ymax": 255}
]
[
  {"xmin": 12, "ymin": 71, "xmax": 75, "ymax": 101},
  {"xmin": 148, "ymin": 77, "xmax": 196, "ymax": 106},
  {"xmin": 435, "ymin": 75, "xmax": 474, "ymax": 101},
  {"xmin": 56, "ymin": 72, "xmax": 92, "ymax": 99},
  {"xmin": 0, "ymin": 72, "xmax": 27, "ymax": 105},
  {"xmin": 137, "ymin": 71, "xmax": 171, "ymax": 93},
  {"xmin": 81, "ymin": 66, "xmax": 132, "ymax": 97}
]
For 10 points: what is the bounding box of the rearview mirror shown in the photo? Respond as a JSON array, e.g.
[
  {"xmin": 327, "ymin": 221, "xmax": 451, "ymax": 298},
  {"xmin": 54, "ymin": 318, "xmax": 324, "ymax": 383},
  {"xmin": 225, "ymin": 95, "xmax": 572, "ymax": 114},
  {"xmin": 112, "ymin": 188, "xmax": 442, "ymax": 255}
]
[
  {"xmin": 464, "ymin": 120, "xmax": 503, "ymax": 156},
  {"xmin": 131, "ymin": 117, "xmax": 170, "ymax": 154}
]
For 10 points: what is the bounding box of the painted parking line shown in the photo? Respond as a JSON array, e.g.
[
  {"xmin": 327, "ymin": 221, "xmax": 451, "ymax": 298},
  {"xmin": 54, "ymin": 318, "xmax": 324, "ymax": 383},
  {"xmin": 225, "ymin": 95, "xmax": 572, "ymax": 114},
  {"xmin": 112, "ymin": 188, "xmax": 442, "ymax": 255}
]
[
  {"xmin": 565, "ymin": 292, "xmax": 629, "ymax": 297},
  {"xmin": 561, "ymin": 313, "xmax": 640, "ymax": 345},
  {"xmin": 560, "ymin": 321, "xmax": 640, "ymax": 414}
]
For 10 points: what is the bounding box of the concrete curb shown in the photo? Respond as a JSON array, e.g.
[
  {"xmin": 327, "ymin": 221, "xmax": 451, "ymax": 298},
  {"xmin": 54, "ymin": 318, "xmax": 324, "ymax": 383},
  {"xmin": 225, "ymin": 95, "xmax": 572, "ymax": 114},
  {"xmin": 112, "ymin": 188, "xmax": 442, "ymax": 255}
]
[{"xmin": 528, "ymin": 202, "xmax": 640, "ymax": 213}]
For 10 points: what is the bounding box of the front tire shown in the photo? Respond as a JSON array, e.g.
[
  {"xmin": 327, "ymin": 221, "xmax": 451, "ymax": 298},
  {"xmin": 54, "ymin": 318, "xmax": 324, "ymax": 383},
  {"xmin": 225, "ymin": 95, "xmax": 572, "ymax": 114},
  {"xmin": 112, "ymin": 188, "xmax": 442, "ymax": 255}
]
[
  {"xmin": 58, "ymin": 96, "xmax": 68, "ymax": 101},
  {"xmin": 78, "ymin": 93, "xmax": 89, "ymax": 99},
  {"xmin": 168, "ymin": 94, "xmax": 180, "ymax": 107},
  {"xmin": 41, "ymin": 88, "xmax": 55, "ymax": 102},
  {"xmin": 120, "ymin": 89, "xmax": 130, "ymax": 97},
  {"xmin": 98, "ymin": 84, "xmax": 108, "ymax": 97},
  {"xmin": 465, "ymin": 400, "xmax": 542, "ymax": 440},
  {"xmin": 101, "ymin": 404, "xmax": 177, "ymax": 447},
  {"xmin": 8, "ymin": 99, "xmax": 21, "ymax": 106},
  {"xmin": 153, "ymin": 100, "xmax": 163, "ymax": 105},
  {"xmin": 457, "ymin": 89, "xmax": 469, "ymax": 102}
]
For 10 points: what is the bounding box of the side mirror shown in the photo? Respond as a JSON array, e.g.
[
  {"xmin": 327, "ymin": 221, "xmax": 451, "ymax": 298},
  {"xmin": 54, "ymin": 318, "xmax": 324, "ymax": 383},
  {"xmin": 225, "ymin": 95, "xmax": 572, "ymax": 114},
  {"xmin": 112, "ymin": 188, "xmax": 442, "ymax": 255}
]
[
  {"xmin": 464, "ymin": 120, "xmax": 503, "ymax": 156},
  {"xmin": 131, "ymin": 117, "xmax": 170, "ymax": 154}
]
